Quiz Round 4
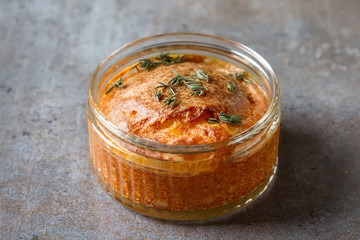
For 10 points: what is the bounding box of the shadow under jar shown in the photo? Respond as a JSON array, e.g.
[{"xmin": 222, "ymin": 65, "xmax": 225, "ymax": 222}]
[{"xmin": 87, "ymin": 33, "xmax": 281, "ymax": 221}]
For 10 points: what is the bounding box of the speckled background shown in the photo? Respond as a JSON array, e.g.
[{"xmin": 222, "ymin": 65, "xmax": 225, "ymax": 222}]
[{"xmin": 1, "ymin": 0, "xmax": 359, "ymax": 239}]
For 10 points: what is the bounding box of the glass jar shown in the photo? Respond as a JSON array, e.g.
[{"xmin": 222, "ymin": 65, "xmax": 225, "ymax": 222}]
[{"xmin": 87, "ymin": 33, "xmax": 281, "ymax": 221}]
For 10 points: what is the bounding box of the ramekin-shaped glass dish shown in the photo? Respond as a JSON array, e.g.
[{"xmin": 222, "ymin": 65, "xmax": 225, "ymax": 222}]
[{"xmin": 87, "ymin": 33, "xmax": 281, "ymax": 221}]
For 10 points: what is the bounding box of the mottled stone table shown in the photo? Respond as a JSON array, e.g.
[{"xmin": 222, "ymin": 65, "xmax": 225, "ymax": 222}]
[{"xmin": 1, "ymin": 0, "xmax": 359, "ymax": 239}]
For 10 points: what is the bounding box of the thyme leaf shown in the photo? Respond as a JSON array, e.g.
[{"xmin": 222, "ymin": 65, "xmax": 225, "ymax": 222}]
[
  {"xmin": 218, "ymin": 112, "xmax": 242, "ymax": 124},
  {"xmin": 155, "ymin": 82, "xmax": 171, "ymax": 89},
  {"xmin": 227, "ymin": 83, "xmax": 240, "ymax": 93},
  {"xmin": 105, "ymin": 77, "xmax": 124, "ymax": 94},
  {"xmin": 207, "ymin": 118, "xmax": 219, "ymax": 124},
  {"xmin": 154, "ymin": 91, "xmax": 163, "ymax": 101},
  {"xmin": 248, "ymin": 93, "xmax": 254, "ymax": 103},
  {"xmin": 230, "ymin": 71, "xmax": 252, "ymax": 84},
  {"xmin": 163, "ymin": 93, "xmax": 177, "ymax": 108}
]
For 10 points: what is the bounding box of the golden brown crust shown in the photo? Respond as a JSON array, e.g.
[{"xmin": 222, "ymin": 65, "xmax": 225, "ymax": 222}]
[{"xmin": 100, "ymin": 58, "xmax": 268, "ymax": 144}]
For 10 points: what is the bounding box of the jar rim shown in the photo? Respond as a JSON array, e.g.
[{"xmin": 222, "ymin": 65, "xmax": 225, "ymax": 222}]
[{"xmin": 88, "ymin": 33, "xmax": 280, "ymax": 153}]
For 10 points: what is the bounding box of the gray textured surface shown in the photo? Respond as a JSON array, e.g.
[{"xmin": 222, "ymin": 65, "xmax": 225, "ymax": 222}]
[{"xmin": 1, "ymin": 0, "xmax": 359, "ymax": 239}]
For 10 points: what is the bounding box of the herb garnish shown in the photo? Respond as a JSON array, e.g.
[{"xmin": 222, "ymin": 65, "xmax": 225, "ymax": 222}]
[
  {"xmin": 155, "ymin": 82, "xmax": 177, "ymax": 108},
  {"xmin": 137, "ymin": 52, "xmax": 185, "ymax": 71},
  {"xmin": 155, "ymin": 69, "xmax": 208, "ymax": 108},
  {"xmin": 248, "ymin": 93, "xmax": 254, "ymax": 103},
  {"xmin": 168, "ymin": 69, "xmax": 185, "ymax": 87},
  {"xmin": 156, "ymin": 52, "xmax": 185, "ymax": 66},
  {"xmin": 195, "ymin": 69, "xmax": 209, "ymax": 81},
  {"xmin": 170, "ymin": 69, "xmax": 207, "ymax": 96},
  {"xmin": 207, "ymin": 118, "xmax": 219, "ymax": 124},
  {"xmin": 227, "ymin": 83, "xmax": 240, "ymax": 93},
  {"xmin": 105, "ymin": 77, "xmax": 124, "ymax": 94},
  {"xmin": 186, "ymin": 80, "xmax": 206, "ymax": 96},
  {"xmin": 169, "ymin": 69, "xmax": 207, "ymax": 96},
  {"xmin": 207, "ymin": 112, "xmax": 243, "ymax": 125},
  {"xmin": 218, "ymin": 112, "xmax": 242, "ymax": 124},
  {"xmin": 154, "ymin": 91, "xmax": 163, "ymax": 101},
  {"xmin": 139, "ymin": 59, "xmax": 159, "ymax": 71},
  {"xmin": 163, "ymin": 91, "xmax": 177, "ymax": 108},
  {"xmin": 230, "ymin": 71, "xmax": 252, "ymax": 84}
]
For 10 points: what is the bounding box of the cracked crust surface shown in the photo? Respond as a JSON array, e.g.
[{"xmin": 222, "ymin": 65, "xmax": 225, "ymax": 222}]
[{"xmin": 100, "ymin": 58, "xmax": 268, "ymax": 144}]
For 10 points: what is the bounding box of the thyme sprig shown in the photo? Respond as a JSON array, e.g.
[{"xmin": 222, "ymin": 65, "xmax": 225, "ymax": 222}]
[
  {"xmin": 105, "ymin": 77, "xmax": 124, "ymax": 94},
  {"xmin": 233, "ymin": 71, "xmax": 246, "ymax": 79},
  {"xmin": 184, "ymin": 79, "xmax": 207, "ymax": 96},
  {"xmin": 156, "ymin": 52, "xmax": 185, "ymax": 66},
  {"xmin": 230, "ymin": 70, "xmax": 252, "ymax": 84},
  {"xmin": 155, "ymin": 82, "xmax": 177, "ymax": 108},
  {"xmin": 138, "ymin": 52, "xmax": 185, "ymax": 71},
  {"xmin": 195, "ymin": 69, "xmax": 209, "ymax": 81},
  {"xmin": 207, "ymin": 112, "xmax": 243, "ymax": 125},
  {"xmin": 218, "ymin": 112, "xmax": 242, "ymax": 124},
  {"xmin": 169, "ymin": 69, "xmax": 186, "ymax": 87},
  {"xmin": 163, "ymin": 92, "xmax": 177, "ymax": 108},
  {"xmin": 139, "ymin": 59, "xmax": 159, "ymax": 71},
  {"xmin": 227, "ymin": 83, "xmax": 240, "ymax": 93},
  {"xmin": 170, "ymin": 69, "xmax": 207, "ymax": 97}
]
